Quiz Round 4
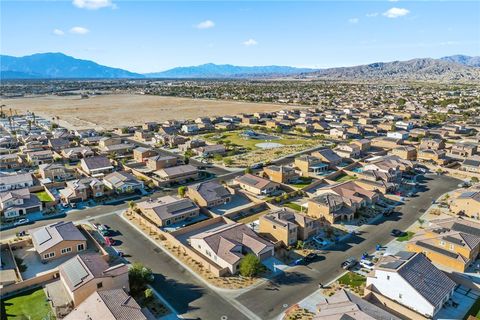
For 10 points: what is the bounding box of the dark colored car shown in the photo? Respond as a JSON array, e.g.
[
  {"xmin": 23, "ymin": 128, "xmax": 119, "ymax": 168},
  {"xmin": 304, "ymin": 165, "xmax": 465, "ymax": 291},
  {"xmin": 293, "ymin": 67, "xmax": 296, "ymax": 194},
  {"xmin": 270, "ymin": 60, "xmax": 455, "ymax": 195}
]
[
  {"xmin": 304, "ymin": 253, "xmax": 318, "ymax": 263},
  {"xmin": 391, "ymin": 229, "xmax": 406, "ymax": 237}
]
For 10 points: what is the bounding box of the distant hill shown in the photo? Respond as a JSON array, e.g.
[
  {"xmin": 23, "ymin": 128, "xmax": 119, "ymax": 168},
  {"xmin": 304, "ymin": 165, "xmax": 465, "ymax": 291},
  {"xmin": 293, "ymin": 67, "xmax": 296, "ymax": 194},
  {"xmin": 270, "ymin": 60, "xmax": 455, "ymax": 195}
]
[
  {"xmin": 302, "ymin": 58, "xmax": 480, "ymax": 81},
  {"xmin": 440, "ymin": 55, "xmax": 480, "ymax": 67},
  {"xmin": 0, "ymin": 53, "xmax": 144, "ymax": 79},
  {"xmin": 145, "ymin": 63, "xmax": 317, "ymax": 78}
]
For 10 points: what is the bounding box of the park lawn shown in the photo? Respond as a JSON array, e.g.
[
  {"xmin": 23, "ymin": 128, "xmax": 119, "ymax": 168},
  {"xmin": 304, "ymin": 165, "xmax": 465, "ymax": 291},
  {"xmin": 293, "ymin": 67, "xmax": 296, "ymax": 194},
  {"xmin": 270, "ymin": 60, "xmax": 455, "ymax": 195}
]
[
  {"xmin": 397, "ymin": 231, "xmax": 415, "ymax": 242},
  {"xmin": 1, "ymin": 287, "xmax": 55, "ymax": 320},
  {"xmin": 35, "ymin": 191, "xmax": 54, "ymax": 202},
  {"xmin": 335, "ymin": 174, "xmax": 357, "ymax": 183},
  {"xmin": 338, "ymin": 272, "xmax": 366, "ymax": 288},
  {"xmin": 283, "ymin": 202, "xmax": 303, "ymax": 212},
  {"xmin": 203, "ymin": 131, "xmax": 316, "ymax": 151}
]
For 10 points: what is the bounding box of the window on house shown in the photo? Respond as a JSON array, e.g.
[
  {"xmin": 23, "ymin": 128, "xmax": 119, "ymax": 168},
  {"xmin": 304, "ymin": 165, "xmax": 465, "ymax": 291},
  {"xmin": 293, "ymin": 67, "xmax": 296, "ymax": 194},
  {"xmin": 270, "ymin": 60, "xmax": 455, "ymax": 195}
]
[
  {"xmin": 399, "ymin": 293, "xmax": 402, "ymax": 299},
  {"xmin": 97, "ymin": 282, "xmax": 103, "ymax": 289},
  {"xmin": 440, "ymin": 240, "xmax": 445, "ymax": 246},
  {"xmin": 77, "ymin": 244, "xmax": 85, "ymax": 251},
  {"xmin": 44, "ymin": 252, "xmax": 55, "ymax": 259},
  {"xmin": 61, "ymin": 247, "xmax": 72, "ymax": 254},
  {"xmin": 449, "ymin": 244, "xmax": 454, "ymax": 250},
  {"xmin": 386, "ymin": 275, "xmax": 390, "ymax": 280}
]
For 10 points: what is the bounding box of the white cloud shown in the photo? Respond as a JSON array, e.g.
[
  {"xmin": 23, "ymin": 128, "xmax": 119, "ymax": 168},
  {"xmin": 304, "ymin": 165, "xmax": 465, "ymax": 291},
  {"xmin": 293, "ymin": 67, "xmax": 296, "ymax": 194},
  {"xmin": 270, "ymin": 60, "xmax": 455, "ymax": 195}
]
[
  {"xmin": 73, "ymin": 0, "xmax": 115, "ymax": 10},
  {"xmin": 70, "ymin": 26, "xmax": 89, "ymax": 35},
  {"xmin": 383, "ymin": 7, "xmax": 410, "ymax": 18},
  {"xmin": 366, "ymin": 12, "xmax": 379, "ymax": 17},
  {"xmin": 242, "ymin": 38, "xmax": 258, "ymax": 46},
  {"xmin": 53, "ymin": 29, "xmax": 65, "ymax": 36},
  {"xmin": 348, "ymin": 18, "xmax": 359, "ymax": 24},
  {"xmin": 195, "ymin": 20, "xmax": 215, "ymax": 29}
]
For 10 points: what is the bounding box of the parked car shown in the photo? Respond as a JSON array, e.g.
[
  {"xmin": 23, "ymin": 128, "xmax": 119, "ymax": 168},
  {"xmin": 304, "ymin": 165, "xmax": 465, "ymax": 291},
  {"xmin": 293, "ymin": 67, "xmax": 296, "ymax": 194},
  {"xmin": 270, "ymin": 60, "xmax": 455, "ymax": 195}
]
[
  {"xmin": 251, "ymin": 162, "xmax": 264, "ymax": 169},
  {"xmin": 13, "ymin": 218, "xmax": 30, "ymax": 226},
  {"xmin": 304, "ymin": 252, "xmax": 319, "ymax": 263},
  {"xmin": 360, "ymin": 259, "xmax": 375, "ymax": 270},
  {"xmin": 391, "ymin": 229, "xmax": 406, "ymax": 237},
  {"xmin": 105, "ymin": 237, "xmax": 115, "ymax": 246},
  {"xmin": 341, "ymin": 257, "xmax": 357, "ymax": 270},
  {"xmin": 313, "ymin": 236, "xmax": 329, "ymax": 246}
]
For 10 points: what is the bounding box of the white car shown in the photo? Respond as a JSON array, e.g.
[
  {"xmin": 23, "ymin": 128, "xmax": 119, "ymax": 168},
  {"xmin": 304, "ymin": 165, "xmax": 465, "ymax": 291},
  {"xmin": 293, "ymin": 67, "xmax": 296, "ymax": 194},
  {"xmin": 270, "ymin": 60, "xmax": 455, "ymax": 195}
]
[
  {"xmin": 360, "ymin": 259, "xmax": 375, "ymax": 270},
  {"xmin": 13, "ymin": 218, "xmax": 30, "ymax": 226}
]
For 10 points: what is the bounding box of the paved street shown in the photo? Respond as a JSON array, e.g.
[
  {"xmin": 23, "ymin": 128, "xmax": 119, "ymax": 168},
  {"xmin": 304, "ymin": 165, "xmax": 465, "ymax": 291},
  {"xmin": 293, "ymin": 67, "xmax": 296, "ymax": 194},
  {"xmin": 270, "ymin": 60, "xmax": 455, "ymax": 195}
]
[
  {"xmin": 235, "ymin": 174, "xmax": 460, "ymax": 320},
  {"xmin": 93, "ymin": 214, "xmax": 251, "ymax": 320}
]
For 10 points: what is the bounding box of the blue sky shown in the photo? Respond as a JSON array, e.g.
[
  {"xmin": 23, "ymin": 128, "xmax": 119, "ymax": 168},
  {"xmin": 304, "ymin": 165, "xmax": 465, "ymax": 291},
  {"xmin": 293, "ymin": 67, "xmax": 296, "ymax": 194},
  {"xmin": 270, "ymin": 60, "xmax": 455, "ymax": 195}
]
[{"xmin": 1, "ymin": 1, "xmax": 479, "ymax": 73}]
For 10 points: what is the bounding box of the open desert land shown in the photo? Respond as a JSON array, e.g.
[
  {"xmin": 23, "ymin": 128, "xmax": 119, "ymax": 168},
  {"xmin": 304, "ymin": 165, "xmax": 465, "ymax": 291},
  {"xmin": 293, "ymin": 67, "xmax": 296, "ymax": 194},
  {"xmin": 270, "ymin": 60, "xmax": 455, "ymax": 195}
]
[{"xmin": 0, "ymin": 94, "xmax": 296, "ymax": 131}]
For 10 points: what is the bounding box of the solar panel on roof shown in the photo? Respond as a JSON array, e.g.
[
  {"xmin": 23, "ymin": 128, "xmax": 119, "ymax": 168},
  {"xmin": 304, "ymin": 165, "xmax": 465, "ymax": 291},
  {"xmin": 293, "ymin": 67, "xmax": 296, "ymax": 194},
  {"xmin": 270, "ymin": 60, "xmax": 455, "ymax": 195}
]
[
  {"xmin": 380, "ymin": 260, "xmax": 406, "ymax": 270},
  {"xmin": 241, "ymin": 176, "xmax": 260, "ymax": 186},
  {"xmin": 443, "ymin": 236, "xmax": 465, "ymax": 246},
  {"xmin": 451, "ymin": 223, "xmax": 480, "ymax": 237},
  {"xmin": 416, "ymin": 241, "xmax": 459, "ymax": 259},
  {"xmin": 396, "ymin": 251, "xmax": 415, "ymax": 260},
  {"xmin": 62, "ymin": 258, "xmax": 89, "ymax": 287},
  {"xmin": 34, "ymin": 228, "xmax": 52, "ymax": 245}
]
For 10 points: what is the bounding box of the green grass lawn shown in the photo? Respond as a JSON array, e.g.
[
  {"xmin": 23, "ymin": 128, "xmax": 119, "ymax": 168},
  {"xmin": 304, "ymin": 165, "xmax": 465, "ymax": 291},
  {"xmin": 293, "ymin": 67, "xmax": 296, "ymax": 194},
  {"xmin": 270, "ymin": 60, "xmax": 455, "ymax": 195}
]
[
  {"xmin": 397, "ymin": 231, "xmax": 415, "ymax": 242},
  {"xmin": 335, "ymin": 174, "xmax": 357, "ymax": 183},
  {"xmin": 338, "ymin": 272, "xmax": 366, "ymax": 288},
  {"xmin": 1, "ymin": 287, "xmax": 54, "ymax": 320},
  {"xmin": 289, "ymin": 177, "xmax": 313, "ymax": 188},
  {"xmin": 203, "ymin": 131, "xmax": 316, "ymax": 151},
  {"xmin": 34, "ymin": 191, "xmax": 54, "ymax": 202},
  {"xmin": 283, "ymin": 202, "xmax": 303, "ymax": 212}
]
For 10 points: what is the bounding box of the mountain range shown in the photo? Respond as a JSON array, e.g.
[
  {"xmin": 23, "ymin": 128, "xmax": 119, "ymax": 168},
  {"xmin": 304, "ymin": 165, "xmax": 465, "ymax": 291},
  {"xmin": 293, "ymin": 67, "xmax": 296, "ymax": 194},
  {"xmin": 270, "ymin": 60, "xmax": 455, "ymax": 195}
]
[{"xmin": 1, "ymin": 52, "xmax": 479, "ymax": 81}]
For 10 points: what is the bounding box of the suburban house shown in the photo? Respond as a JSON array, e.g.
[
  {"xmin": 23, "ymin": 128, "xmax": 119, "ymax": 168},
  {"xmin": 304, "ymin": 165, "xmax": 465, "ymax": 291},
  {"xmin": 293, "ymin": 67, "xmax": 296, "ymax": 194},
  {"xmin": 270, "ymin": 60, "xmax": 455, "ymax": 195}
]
[
  {"xmin": 366, "ymin": 251, "xmax": 456, "ymax": 318},
  {"xmin": 390, "ymin": 146, "xmax": 417, "ymax": 161},
  {"xmin": 295, "ymin": 155, "xmax": 329, "ymax": 176},
  {"xmin": 102, "ymin": 171, "xmax": 144, "ymax": 194},
  {"xmin": 80, "ymin": 156, "xmax": 115, "ymax": 177},
  {"xmin": 449, "ymin": 142, "xmax": 478, "ymax": 159},
  {"xmin": 133, "ymin": 147, "xmax": 157, "ymax": 163},
  {"xmin": 189, "ymin": 222, "xmax": 274, "ymax": 274},
  {"xmin": 351, "ymin": 138, "xmax": 371, "ymax": 152},
  {"xmin": 154, "ymin": 164, "xmax": 199, "ymax": 184},
  {"xmin": 387, "ymin": 131, "xmax": 409, "ymax": 140},
  {"xmin": 314, "ymin": 289, "xmax": 401, "ymax": 320},
  {"xmin": 449, "ymin": 190, "xmax": 480, "ymax": 219},
  {"xmin": 59, "ymin": 254, "xmax": 129, "ymax": 306},
  {"xmin": 48, "ymin": 138, "xmax": 71, "ymax": 151},
  {"xmin": 26, "ymin": 150, "xmax": 54, "ymax": 165},
  {"xmin": 194, "ymin": 144, "xmax": 226, "ymax": 158},
  {"xmin": 234, "ymin": 174, "xmax": 279, "ymax": 196},
  {"xmin": 0, "ymin": 172, "xmax": 34, "ymax": 191},
  {"xmin": 259, "ymin": 208, "xmax": 317, "ymax": 246},
  {"xmin": 371, "ymin": 136, "xmax": 403, "ymax": 149},
  {"xmin": 59, "ymin": 178, "xmax": 105, "ymax": 204},
  {"xmin": 0, "ymin": 153, "xmax": 22, "ymax": 170},
  {"xmin": 419, "ymin": 138, "xmax": 446, "ymax": 150},
  {"xmin": 39, "ymin": 163, "xmax": 73, "ymax": 181},
  {"xmin": 0, "ymin": 188, "xmax": 42, "ymax": 220},
  {"xmin": 136, "ymin": 195, "xmax": 200, "ymax": 227},
  {"xmin": 334, "ymin": 144, "xmax": 361, "ymax": 159},
  {"xmin": 187, "ymin": 181, "xmax": 232, "ymax": 208},
  {"xmin": 98, "ymin": 137, "xmax": 133, "ymax": 155},
  {"xmin": 60, "ymin": 146, "xmax": 94, "ymax": 162},
  {"xmin": 146, "ymin": 155, "xmax": 178, "ymax": 171},
  {"xmin": 307, "ymin": 193, "xmax": 354, "ymax": 223},
  {"xmin": 263, "ymin": 165, "xmax": 298, "ymax": 184},
  {"xmin": 461, "ymin": 158, "xmax": 480, "ymax": 174},
  {"xmin": 417, "ymin": 149, "xmax": 447, "ymax": 164},
  {"xmin": 406, "ymin": 218, "xmax": 480, "ymax": 272},
  {"xmin": 64, "ymin": 288, "xmax": 154, "ymax": 320},
  {"xmin": 30, "ymin": 221, "xmax": 87, "ymax": 261},
  {"xmin": 311, "ymin": 149, "xmax": 342, "ymax": 167}
]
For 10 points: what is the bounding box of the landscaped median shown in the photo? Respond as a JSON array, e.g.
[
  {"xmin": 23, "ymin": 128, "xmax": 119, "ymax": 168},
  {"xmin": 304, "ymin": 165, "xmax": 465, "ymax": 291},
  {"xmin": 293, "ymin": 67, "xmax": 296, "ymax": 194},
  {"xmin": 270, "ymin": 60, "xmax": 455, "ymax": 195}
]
[{"xmin": 122, "ymin": 210, "xmax": 269, "ymax": 290}]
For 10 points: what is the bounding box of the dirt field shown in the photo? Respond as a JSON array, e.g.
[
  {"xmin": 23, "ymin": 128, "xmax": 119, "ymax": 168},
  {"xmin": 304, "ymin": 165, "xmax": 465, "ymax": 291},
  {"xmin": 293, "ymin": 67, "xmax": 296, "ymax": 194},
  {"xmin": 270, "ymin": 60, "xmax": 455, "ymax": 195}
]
[{"xmin": 0, "ymin": 94, "xmax": 294, "ymax": 131}]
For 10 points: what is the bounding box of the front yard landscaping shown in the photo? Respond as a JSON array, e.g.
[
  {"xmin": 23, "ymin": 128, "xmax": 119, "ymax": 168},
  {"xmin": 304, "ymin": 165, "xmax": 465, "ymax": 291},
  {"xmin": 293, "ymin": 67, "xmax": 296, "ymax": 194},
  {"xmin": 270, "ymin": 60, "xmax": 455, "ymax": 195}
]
[
  {"xmin": 289, "ymin": 177, "xmax": 313, "ymax": 188},
  {"xmin": 397, "ymin": 231, "xmax": 415, "ymax": 242},
  {"xmin": 283, "ymin": 202, "xmax": 303, "ymax": 212},
  {"xmin": 1, "ymin": 287, "xmax": 54, "ymax": 320},
  {"xmin": 334, "ymin": 174, "xmax": 357, "ymax": 183}
]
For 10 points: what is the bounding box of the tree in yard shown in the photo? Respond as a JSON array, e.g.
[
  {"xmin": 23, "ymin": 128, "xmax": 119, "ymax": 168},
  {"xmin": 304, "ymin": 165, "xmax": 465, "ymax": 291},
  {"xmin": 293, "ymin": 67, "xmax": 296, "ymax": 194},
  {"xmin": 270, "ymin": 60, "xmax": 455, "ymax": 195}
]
[
  {"xmin": 128, "ymin": 200, "xmax": 136, "ymax": 211},
  {"xmin": 239, "ymin": 253, "xmax": 263, "ymax": 277},
  {"xmin": 144, "ymin": 288, "xmax": 154, "ymax": 302},
  {"xmin": 275, "ymin": 126, "xmax": 283, "ymax": 133},
  {"xmin": 178, "ymin": 186, "xmax": 187, "ymax": 197},
  {"xmin": 129, "ymin": 262, "xmax": 154, "ymax": 295},
  {"xmin": 296, "ymin": 240, "xmax": 304, "ymax": 250},
  {"xmin": 417, "ymin": 218, "xmax": 425, "ymax": 228},
  {"xmin": 472, "ymin": 177, "xmax": 479, "ymax": 184},
  {"xmin": 244, "ymin": 167, "xmax": 253, "ymax": 174}
]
